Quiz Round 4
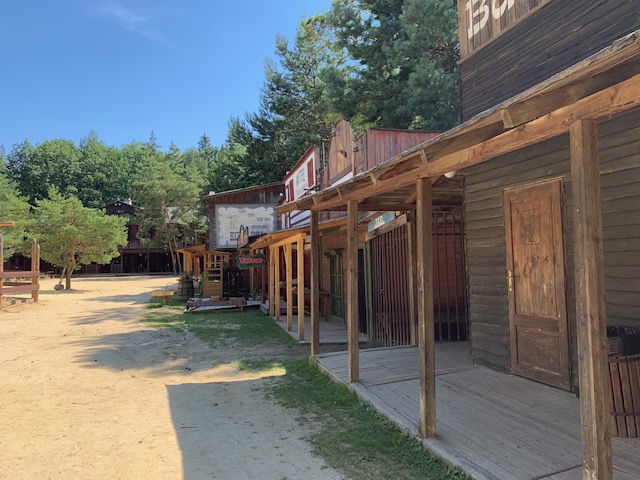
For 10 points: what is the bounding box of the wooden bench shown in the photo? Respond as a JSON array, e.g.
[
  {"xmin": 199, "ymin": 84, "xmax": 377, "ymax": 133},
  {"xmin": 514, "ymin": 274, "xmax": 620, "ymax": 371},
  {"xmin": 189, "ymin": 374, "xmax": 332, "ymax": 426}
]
[{"xmin": 151, "ymin": 291, "xmax": 174, "ymax": 305}]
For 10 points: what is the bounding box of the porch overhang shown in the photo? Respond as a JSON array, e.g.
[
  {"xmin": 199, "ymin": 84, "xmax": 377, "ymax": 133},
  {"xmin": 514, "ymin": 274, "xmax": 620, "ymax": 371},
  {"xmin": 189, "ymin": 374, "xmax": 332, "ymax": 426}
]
[{"xmin": 277, "ymin": 29, "xmax": 640, "ymax": 214}]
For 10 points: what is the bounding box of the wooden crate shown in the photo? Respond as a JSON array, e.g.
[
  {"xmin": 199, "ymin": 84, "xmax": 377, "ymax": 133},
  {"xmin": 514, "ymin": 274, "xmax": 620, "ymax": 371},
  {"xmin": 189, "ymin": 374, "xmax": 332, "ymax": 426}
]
[{"xmin": 609, "ymin": 353, "xmax": 640, "ymax": 437}]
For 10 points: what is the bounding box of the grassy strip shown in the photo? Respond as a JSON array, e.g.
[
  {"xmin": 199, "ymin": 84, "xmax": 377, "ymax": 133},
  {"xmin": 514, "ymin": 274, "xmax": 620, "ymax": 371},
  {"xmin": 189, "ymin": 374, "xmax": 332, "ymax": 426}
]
[
  {"xmin": 143, "ymin": 307, "xmax": 298, "ymax": 347},
  {"xmin": 246, "ymin": 358, "xmax": 471, "ymax": 480},
  {"xmin": 144, "ymin": 305, "xmax": 470, "ymax": 479}
]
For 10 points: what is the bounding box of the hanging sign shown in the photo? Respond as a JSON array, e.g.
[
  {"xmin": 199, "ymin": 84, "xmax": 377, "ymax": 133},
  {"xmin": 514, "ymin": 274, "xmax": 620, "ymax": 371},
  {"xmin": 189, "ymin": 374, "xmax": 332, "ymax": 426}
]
[{"xmin": 237, "ymin": 254, "xmax": 266, "ymax": 269}]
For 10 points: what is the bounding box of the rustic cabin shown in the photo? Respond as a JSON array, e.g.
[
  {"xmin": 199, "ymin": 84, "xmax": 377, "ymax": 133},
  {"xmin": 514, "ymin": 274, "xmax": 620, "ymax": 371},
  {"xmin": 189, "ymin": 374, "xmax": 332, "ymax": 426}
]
[
  {"xmin": 279, "ymin": 1, "xmax": 640, "ymax": 477},
  {"xmin": 96, "ymin": 199, "xmax": 172, "ymax": 274},
  {"xmin": 203, "ymin": 183, "xmax": 283, "ymax": 295}
]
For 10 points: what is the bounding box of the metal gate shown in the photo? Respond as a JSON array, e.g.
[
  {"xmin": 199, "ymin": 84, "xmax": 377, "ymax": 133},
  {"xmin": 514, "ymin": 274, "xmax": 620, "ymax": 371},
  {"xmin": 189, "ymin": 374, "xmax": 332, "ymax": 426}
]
[{"xmin": 369, "ymin": 211, "xmax": 467, "ymax": 346}]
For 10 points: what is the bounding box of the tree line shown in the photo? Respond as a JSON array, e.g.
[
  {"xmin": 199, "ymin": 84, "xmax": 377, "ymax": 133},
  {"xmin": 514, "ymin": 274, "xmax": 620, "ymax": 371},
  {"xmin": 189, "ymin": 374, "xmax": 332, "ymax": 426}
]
[{"xmin": 0, "ymin": 0, "xmax": 460, "ymax": 282}]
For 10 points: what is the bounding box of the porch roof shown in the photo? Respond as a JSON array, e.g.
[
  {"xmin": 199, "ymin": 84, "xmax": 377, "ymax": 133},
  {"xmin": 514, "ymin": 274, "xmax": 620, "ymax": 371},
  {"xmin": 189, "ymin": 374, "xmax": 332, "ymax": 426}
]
[{"xmin": 278, "ymin": 30, "xmax": 640, "ymax": 214}]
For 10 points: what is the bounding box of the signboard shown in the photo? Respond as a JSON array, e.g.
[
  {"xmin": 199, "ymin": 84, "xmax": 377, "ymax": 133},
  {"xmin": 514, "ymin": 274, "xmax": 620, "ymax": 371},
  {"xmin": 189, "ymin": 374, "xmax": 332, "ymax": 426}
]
[
  {"xmin": 216, "ymin": 204, "xmax": 276, "ymax": 249},
  {"xmin": 367, "ymin": 212, "xmax": 396, "ymax": 233},
  {"xmin": 458, "ymin": 0, "xmax": 550, "ymax": 57},
  {"xmin": 237, "ymin": 254, "xmax": 266, "ymax": 270}
]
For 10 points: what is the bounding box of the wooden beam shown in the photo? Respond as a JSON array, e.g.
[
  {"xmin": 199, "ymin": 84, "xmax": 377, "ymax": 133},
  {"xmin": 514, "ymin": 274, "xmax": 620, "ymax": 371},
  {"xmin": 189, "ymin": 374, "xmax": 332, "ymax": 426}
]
[
  {"xmin": 285, "ymin": 243, "xmax": 293, "ymax": 331},
  {"xmin": 297, "ymin": 237, "xmax": 305, "ymax": 341},
  {"xmin": 416, "ymin": 178, "xmax": 435, "ymax": 438},
  {"xmin": 269, "ymin": 247, "xmax": 275, "ymax": 316},
  {"xmin": 0, "ymin": 235, "xmax": 3, "ymax": 309},
  {"xmin": 501, "ymin": 58, "xmax": 640, "ymax": 128},
  {"xmin": 31, "ymin": 239, "xmax": 39, "ymax": 303},
  {"xmin": 0, "ymin": 222, "xmax": 15, "ymax": 227},
  {"xmin": 346, "ymin": 199, "xmax": 359, "ymax": 383},
  {"xmin": 570, "ymin": 119, "xmax": 612, "ymax": 480},
  {"xmin": 275, "ymin": 247, "xmax": 281, "ymax": 320},
  {"xmin": 310, "ymin": 211, "xmax": 320, "ymax": 356},
  {"xmin": 406, "ymin": 211, "xmax": 418, "ymax": 346},
  {"xmin": 297, "ymin": 74, "xmax": 640, "ymax": 213}
]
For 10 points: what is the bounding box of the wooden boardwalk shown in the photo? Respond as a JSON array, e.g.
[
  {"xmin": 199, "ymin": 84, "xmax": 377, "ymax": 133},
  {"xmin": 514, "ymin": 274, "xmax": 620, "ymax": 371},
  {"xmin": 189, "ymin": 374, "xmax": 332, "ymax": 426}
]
[
  {"xmin": 274, "ymin": 315, "xmax": 368, "ymax": 345},
  {"xmin": 315, "ymin": 344, "xmax": 640, "ymax": 480}
]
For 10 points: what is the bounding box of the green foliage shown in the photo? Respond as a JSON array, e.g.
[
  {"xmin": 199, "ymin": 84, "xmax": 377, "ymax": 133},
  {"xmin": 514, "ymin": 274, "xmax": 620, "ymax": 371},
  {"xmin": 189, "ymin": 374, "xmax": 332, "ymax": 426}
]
[
  {"xmin": 130, "ymin": 146, "xmax": 206, "ymax": 264},
  {"xmin": 0, "ymin": 172, "xmax": 31, "ymax": 260},
  {"xmin": 6, "ymin": 139, "xmax": 81, "ymax": 204},
  {"xmin": 77, "ymin": 131, "xmax": 131, "ymax": 208},
  {"xmin": 27, "ymin": 190, "xmax": 127, "ymax": 289},
  {"xmin": 325, "ymin": 0, "xmax": 460, "ymax": 132}
]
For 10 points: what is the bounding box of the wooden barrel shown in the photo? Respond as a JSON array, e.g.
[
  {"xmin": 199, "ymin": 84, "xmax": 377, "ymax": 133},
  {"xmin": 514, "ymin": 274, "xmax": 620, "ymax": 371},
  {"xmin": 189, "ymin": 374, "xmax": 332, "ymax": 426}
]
[
  {"xmin": 609, "ymin": 353, "xmax": 640, "ymax": 437},
  {"xmin": 177, "ymin": 278, "xmax": 194, "ymax": 300}
]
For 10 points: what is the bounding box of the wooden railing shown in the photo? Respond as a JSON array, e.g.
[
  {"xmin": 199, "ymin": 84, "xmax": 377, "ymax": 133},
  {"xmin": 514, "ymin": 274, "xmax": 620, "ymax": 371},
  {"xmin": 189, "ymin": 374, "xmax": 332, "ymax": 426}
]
[{"xmin": 0, "ymin": 237, "xmax": 40, "ymax": 307}]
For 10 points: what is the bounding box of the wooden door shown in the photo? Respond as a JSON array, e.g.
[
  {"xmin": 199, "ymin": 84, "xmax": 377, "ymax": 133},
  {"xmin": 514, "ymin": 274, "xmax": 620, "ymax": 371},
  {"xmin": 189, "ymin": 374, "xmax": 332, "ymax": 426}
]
[{"xmin": 504, "ymin": 180, "xmax": 570, "ymax": 390}]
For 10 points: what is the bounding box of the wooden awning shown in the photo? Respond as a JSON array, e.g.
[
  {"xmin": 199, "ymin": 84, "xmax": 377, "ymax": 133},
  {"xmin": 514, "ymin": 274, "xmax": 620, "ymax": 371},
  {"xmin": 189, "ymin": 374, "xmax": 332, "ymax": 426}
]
[
  {"xmin": 176, "ymin": 244, "xmax": 206, "ymax": 254},
  {"xmin": 278, "ymin": 30, "xmax": 640, "ymax": 214}
]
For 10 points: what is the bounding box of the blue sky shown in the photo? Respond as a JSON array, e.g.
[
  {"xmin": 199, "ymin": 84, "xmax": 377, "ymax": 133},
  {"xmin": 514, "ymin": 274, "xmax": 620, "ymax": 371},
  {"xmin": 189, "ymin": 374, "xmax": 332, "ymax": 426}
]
[{"xmin": 0, "ymin": 0, "xmax": 332, "ymax": 153}]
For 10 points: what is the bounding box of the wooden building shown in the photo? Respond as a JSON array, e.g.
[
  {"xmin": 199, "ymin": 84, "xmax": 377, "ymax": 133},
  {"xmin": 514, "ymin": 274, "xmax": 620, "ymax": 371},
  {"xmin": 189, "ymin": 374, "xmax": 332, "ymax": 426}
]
[
  {"xmin": 204, "ymin": 183, "xmax": 283, "ymax": 294},
  {"xmin": 260, "ymin": 120, "xmax": 465, "ymax": 346},
  {"xmin": 81, "ymin": 199, "xmax": 172, "ymax": 274},
  {"xmin": 280, "ymin": 2, "xmax": 640, "ymax": 476}
]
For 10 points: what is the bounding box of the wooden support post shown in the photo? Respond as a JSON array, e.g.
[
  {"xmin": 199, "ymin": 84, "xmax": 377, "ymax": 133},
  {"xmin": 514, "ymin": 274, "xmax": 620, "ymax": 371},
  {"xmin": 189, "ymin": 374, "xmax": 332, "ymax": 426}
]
[
  {"xmin": 570, "ymin": 119, "xmax": 612, "ymax": 480},
  {"xmin": 417, "ymin": 177, "xmax": 436, "ymax": 438},
  {"xmin": 275, "ymin": 246, "xmax": 281, "ymax": 321},
  {"xmin": 310, "ymin": 211, "xmax": 320, "ymax": 356},
  {"xmin": 262, "ymin": 249, "xmax": 267, "ymax": 304},
  {"xmin": 407, "ymin": 211, "xmax": 418, "ymax": 346},
  {"xmin": 347, "ymin": 199, "xmax": 359, "ymax": 383},
  {"xmin": 286, "ymin": 243, "xmax": 293, "ymax": 331},
  {"xmin": 297, "ymin": 237, "xmax": 305, "ymax": 341},
  {"xmin": 31, "ymin": 238, "xmax": 39, "ymax": 303},
  {"xmin": 0, "ymin": 235, "xmax": 4, "ymax": 309},
  {"xmin": 269, "ymin": 247, "xmax": 276, "ymax": 316}
]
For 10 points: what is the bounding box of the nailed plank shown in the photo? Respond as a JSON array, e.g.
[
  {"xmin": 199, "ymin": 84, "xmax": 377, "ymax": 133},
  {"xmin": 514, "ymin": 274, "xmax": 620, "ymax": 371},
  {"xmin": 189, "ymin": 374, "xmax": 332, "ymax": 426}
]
[{"xmin": 570, "ymin": 119, "xmax": 613, "ymax": 479}]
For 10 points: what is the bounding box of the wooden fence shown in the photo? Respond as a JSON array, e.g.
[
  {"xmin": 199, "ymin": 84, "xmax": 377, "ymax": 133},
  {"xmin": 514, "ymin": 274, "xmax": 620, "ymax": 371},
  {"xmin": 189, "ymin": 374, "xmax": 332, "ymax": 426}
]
[{"xmin": 0, "ymin": 236, "xmax": 40, "ymax": 307}]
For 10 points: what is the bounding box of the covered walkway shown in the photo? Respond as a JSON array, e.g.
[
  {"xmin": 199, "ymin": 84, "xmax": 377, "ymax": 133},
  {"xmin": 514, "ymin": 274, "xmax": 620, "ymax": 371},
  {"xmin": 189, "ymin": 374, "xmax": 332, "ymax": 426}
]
[{"xmin": 315, "ymin": 344, "xmax": 640, "ymax": 480}]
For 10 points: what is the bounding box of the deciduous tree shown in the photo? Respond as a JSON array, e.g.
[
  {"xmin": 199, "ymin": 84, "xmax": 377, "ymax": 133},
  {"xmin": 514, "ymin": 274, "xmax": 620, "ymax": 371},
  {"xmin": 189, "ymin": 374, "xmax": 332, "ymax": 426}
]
[{"xmin": 28, "ymin": 190, "xmax": 127, "ymax": 289}]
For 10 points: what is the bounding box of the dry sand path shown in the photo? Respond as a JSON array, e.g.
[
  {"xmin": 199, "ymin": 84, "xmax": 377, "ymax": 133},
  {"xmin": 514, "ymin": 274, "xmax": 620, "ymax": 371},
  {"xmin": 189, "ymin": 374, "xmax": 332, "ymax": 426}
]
[{"xmin": 0, "ymin": 276, "xmax": 342, "ymax": 480}]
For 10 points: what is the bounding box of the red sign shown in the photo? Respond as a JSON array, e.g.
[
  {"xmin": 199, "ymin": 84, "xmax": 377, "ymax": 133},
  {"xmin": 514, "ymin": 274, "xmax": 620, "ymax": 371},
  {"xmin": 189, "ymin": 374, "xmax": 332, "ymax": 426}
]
[{"xmin": 237, "ymin": 254, "xmax": 266, "ymax": 269}]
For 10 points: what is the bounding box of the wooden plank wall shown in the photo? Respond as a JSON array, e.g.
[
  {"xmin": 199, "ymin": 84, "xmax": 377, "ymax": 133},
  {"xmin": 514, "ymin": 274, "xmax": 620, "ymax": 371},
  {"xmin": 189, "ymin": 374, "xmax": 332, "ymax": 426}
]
[
  {"xmin": 460, "ymin": 0, "xmax": 639, "ymax": 119},
  {"xmin": 463, "ymin": 107, "xmax": 640, "ymax": 389},
  {"xmin": 357, "ymin": 129, "xmax": 441, "ymax": 173}
]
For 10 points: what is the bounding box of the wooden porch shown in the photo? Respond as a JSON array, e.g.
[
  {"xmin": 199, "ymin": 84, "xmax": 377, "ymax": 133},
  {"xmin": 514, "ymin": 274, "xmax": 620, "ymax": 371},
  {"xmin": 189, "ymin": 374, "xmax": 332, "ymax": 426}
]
[
  {"xmin": 273, "ymin": 313, "xmax": 368, "ymax": 345},
  {"xmin": 315, "ymin": 344, "xmax": 640, "ymax": 480}
]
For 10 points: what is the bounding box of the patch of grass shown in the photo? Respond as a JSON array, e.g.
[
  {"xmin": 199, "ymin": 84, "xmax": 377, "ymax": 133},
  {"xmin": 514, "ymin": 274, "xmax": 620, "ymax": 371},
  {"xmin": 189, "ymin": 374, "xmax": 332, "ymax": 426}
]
[
  {"xmin": 265, "ymin": 359, "xmax": 471, "ymax": 480},
  {"xmin": 141, "ymin": 309, "xmax": 297, "ymax": 348}
]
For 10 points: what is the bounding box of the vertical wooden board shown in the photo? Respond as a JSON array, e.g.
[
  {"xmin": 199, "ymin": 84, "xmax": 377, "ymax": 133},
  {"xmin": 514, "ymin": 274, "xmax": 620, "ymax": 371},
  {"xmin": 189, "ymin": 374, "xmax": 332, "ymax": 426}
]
[
  {"xmin": 570, "ymin": 119, "xmax": 612, "ymax": 478},
  {"xmin": 407, "ymin": 212, "xmax": 418, "ymax": 346},
  {"xmin": 310, "ymin": 211, "xmax": 320, "ymax": 356},
  {"xmin": 286, "ymin": 243, "xmax": 293, "ymax": 331},
  {"xmin": 347, "ymin": 199, "xmax": 359, "ymax": 383},
  {"xmin": 630, "ymin": 360, "xmax": 640, "ymax": 435},
  {"xmin": 619, "ymin": 361, "xmax": 635, "ymax": 437},
  {"xmin": 275, "ymin": 247, "xmax": 281, "ymax": 320},
  {"xmin": 417, "ymin": 178, "xmax": 436, "ymax": 437},
  {"xmin": 609, "ymin": 361, "xmax": 625, "ymax": 436},
  {"xmin": 297, "ymin": 238, "xmax": 305, "ymax": 341},
  {"xmin": 31, "ymin": 239, "xmax": 39, "ymax": 303},
  {"xmin": 0, "ymin": 235, "xmax": 4, "ymax": 308}
]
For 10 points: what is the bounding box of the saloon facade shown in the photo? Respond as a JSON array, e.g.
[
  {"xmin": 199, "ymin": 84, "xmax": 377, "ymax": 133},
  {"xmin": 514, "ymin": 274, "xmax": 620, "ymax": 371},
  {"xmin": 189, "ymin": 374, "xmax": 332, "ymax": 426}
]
[{"xmin": 280, "ymin": 1, "xmax": 640, "ymax": 478}]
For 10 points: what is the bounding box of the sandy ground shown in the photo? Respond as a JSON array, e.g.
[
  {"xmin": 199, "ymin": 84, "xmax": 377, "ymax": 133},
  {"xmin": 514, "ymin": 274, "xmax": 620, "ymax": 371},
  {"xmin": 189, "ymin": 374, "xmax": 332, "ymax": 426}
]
[{"xmin": 0, "ymin": 276, "xmax": 342, "ymax": 480}]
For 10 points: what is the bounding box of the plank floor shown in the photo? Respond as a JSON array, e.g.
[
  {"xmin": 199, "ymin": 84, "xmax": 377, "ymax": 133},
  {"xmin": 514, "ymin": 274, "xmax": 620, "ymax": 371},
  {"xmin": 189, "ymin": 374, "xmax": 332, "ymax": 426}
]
[
  {"xmin": 315, "ymin": 344, "xmax": 640, "ymax": 480},
  {"xmin": 273, "ymin": 315, "xmax": 368, "ymax": 345}
]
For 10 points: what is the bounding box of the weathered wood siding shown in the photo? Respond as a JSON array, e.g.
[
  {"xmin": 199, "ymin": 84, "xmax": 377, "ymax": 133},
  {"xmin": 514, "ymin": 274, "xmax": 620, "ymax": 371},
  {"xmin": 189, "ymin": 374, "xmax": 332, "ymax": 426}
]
[
  {"xmin": 460, "ymin": 0, "xmax": 639, "ymax": 119},
  {"xmin": 464, "ymin": 107, "xmax": 640, "ymax": 388},
  {"xmin": 355, "ymin": 129, "xmax": 441, "ymax": 173}
]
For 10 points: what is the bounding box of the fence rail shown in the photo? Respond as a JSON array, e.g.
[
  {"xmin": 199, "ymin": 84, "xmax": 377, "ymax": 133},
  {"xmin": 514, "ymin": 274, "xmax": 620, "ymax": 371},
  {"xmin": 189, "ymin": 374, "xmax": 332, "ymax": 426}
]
[{"xmin": 0, "ymin": 236, "xmax": 40, "ymax": 307}]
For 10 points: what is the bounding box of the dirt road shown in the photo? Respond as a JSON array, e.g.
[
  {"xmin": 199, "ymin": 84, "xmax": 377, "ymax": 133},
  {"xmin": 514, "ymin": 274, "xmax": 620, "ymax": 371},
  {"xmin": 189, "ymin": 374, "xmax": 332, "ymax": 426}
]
[{"xmin": 0, "ymin": 276, "xmax": 342, "ymax": 480}]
